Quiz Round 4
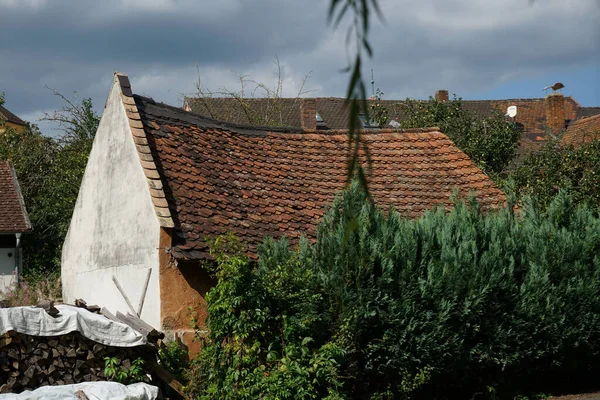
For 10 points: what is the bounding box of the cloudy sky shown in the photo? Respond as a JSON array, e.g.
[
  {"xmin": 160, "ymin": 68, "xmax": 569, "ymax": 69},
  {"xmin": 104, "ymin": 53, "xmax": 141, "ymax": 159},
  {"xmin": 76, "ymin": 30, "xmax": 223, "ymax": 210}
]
[{"xmin": 1, "ymin": 0, "xmax": 599, "ymax": 134}]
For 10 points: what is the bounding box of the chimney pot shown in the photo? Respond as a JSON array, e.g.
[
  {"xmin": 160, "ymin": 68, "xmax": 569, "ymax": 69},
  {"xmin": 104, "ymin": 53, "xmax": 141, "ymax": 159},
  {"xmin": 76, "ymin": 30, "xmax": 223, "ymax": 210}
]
[
  {"xmin": 435, "ymin": 90, "xmax": 449, "ymax": 102},
  {"xmin": 545, "ymin": 92, "xmax": 566, "ymax": 134},
  {"xmin": 301, "ymin": 98, "xmax": 317, "ymax": 131}
]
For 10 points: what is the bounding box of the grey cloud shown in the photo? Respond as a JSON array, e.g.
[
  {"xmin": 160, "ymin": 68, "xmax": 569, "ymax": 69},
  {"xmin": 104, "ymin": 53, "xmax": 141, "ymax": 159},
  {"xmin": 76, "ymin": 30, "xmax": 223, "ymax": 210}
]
[{"xmin": 0, "ymin": 0, "xmax": 598, "ymax": 133}]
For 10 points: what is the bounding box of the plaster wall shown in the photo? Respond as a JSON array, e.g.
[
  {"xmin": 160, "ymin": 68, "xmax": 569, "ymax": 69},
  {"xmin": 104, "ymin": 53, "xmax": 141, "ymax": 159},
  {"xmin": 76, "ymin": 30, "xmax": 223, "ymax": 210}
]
[
  {"xmin": 61, "ymin": 80, "xmax": 162, "ymax": 328},
  {"xmin": 0, "ymin": 247, "xmax": 17, "ymax": 293}
]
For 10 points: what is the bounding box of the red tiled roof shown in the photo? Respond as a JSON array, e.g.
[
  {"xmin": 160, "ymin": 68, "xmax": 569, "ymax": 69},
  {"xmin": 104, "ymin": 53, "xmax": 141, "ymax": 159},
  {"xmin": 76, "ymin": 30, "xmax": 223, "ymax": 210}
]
[
  {"xmin": 134, "ymin": 95, "xmax": 505, "ymax": 260},
  {"xmin": 562, "ymin": 114, "xmax": 600, "ymax": 147},
  {"xmin": 0, "ymin": 162, "xmax": 32, "ymax": 233}
]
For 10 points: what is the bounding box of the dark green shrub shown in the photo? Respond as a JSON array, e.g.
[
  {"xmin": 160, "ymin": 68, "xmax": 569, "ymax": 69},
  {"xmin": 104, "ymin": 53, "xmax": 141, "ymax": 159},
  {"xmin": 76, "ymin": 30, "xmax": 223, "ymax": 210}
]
[{"xmin": 190, "ymin": 182, "xmax": 600, "ymax": 399}]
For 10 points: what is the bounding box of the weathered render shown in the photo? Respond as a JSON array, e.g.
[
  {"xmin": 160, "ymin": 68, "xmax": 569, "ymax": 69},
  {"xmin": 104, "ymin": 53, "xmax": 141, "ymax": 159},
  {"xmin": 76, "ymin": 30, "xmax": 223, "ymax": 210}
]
[{"xmin": 61, "ymin": 77, "xmax": 162, "ymax": 328}]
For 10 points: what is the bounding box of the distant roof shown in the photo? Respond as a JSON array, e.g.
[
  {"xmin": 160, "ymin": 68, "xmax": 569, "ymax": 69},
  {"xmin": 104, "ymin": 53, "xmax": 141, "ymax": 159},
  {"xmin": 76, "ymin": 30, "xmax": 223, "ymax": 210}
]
[
  {"xmin": 562, "ymin": 114, "xmax": 600, "ymax": 147},
  {"xmin": 0, "ymin": 161, "xmax": 32, "ymax": 233},
  {"xmin": 128, "ymin": 91, "xmax": 506, "ymax": 260},
  {"xmin": 0, "ymin": 105, "xmax": 25, "ymax": 126},
  {"xmin": 576, "ymin": 107, "xmax": 600, "ymax": 120},
  {"xmin": 186, "ymin": 95, "xmax": 600, "ymax": 155}
]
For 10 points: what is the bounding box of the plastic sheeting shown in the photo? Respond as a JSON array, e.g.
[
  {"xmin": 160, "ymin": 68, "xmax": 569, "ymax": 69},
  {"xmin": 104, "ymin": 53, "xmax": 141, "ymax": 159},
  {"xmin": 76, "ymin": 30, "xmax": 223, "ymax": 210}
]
[
  {"xmin": 0, "ymin": 382, "xmax": 159, "ymax": 400},
  {"xmin": 0, "ymin": 305, "xmax": 146, "ymax": 347}
]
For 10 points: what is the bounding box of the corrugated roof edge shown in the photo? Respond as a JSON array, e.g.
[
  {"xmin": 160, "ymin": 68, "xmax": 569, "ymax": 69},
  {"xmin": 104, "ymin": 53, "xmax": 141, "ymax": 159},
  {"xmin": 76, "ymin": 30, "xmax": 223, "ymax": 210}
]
[{"xmin": 113, "ymin": 72, "xmax": 175, "ymax": 229}]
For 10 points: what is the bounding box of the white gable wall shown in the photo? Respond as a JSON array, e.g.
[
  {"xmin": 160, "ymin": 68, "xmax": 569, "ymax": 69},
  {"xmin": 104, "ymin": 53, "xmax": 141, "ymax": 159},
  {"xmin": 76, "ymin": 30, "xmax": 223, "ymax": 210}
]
[{"xmin": 61, "ymin": 79, "xmax": 162, "ymax": 328}]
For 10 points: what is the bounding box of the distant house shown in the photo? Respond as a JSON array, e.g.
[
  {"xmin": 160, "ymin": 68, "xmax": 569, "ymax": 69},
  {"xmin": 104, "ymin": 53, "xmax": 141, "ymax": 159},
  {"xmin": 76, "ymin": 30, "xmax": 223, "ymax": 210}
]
[
  {"xmin": 0, "ymin": 104, "xmax": 26, "ymax": 133},
  {"xmin": 561, "ymin": 113, "xmax": 600, "ymax": 147},
  {"xmin": 62, "ymin": 73, "xmax": 505, "ymax": 352},
  {"xmin": 185, "ymin": 90, "xmax": 600, "ymax": 156},
  {"xmin": 0, "ymin": 162, "xmax": 32, "ymax": 290}
]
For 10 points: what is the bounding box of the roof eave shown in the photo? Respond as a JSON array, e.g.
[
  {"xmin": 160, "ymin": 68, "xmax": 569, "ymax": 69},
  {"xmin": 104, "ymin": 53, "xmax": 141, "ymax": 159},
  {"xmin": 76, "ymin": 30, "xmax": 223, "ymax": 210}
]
[
  {"xmin": 8, "ymin": 163, "xmax": 32, "ymax": 232},
  {"xmin": 113, "ymin": 72, "xmax": 175, "ymax": 229}
]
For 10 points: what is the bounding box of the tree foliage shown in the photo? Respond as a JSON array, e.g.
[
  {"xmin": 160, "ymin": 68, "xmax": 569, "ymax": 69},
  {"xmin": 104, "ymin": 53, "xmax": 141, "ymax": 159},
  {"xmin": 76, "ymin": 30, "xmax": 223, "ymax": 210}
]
[
  {"xmin": 400, "ymin": 96, "xmax": 521, "ymax": 175},
  {"xmin": 509, "ymin": 138, "xmax": 600, "ymax": 210},
  {"xmin": 190, "ymin": 182, "xmax": 600, "ymax": 399},
  {"xmin": 0, "ymin": 91, "xmax": 98, "ymax": 274}
]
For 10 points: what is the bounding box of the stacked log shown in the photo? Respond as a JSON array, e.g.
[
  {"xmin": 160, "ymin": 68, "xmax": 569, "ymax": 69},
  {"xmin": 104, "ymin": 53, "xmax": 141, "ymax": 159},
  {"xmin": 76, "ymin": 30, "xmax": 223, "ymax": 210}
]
[{"xmin": 0, "ymin": 331, "xmax": 154, "ymax": 394}]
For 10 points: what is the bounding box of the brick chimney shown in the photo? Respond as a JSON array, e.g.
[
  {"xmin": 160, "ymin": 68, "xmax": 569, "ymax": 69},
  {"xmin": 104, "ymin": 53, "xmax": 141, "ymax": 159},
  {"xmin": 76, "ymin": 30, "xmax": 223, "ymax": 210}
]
[
  {"xmin": 545, "ymin": 93, "xmax": 566, "ymax": 134},
  {"xmin": 435, "ymin": 90, "xmax": 449, "ymax": 102},
  {"xmin": 301, "ymin": 98, "xmax": 316, "ymax": 131}
]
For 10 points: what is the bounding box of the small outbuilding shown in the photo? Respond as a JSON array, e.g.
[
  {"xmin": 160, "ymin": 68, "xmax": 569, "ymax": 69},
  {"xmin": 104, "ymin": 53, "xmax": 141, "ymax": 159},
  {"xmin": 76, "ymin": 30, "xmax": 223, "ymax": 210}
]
[
  {"xmin": 62, "ymin": 73, "xmax": 506, "ymax": 352},
  {"xmin": 0, "ymin": 161, "xmax": 32, "ymax": 289}
]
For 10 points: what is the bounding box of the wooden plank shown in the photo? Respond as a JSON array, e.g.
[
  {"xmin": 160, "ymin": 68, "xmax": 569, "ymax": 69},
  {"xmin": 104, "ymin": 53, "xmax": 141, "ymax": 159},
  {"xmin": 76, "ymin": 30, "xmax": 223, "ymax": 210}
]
[
  {"xmin": 147, "ymin": 359, "xmax": 189, "ymax": 399},
  {"xmin": 115, "ymin": 311, "xmax": 153, "ymax": 338},
  {"xmin": 100, "ymin": 307, "xmax": 120, "ymax": 322},
  {"xmin": 136, "ymin": 268, "xmax": 152, "ymax": 317},
  {"xmin": 126, "ymin": 313, "xmax": 159, "ymax": 336},
  {"xmin": 112, "ymin": 275, "xmax": 137, "ymax": 316}
]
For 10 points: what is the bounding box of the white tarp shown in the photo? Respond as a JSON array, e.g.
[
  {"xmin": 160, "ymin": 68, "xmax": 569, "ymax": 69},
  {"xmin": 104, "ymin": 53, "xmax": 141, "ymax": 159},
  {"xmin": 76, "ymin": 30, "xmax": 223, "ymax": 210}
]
[
  {"xmin": 0, "ymin": 305, "xmax": 146, "ymax": 347},
  {"xmin": 0, "ymin": 382, "xmax": 159, "ymax": 400}
]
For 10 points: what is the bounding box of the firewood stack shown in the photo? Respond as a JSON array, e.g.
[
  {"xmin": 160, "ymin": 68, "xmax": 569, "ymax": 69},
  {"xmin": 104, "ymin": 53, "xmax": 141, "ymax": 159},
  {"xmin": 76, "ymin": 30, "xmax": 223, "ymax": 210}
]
[{"xmin": 0, "ymin": 331, "xmax": 154, "ymax": 394}]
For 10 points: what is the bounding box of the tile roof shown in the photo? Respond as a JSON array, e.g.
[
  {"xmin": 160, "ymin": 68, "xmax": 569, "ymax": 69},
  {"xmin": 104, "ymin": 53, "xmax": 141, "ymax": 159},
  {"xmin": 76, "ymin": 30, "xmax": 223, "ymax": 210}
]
[
  {"xmin": 186, "ymin": 96, "xmax": 588, "ymax": 132},
  {"xmin": 576, "ymin": 107, "xmax": 600, "ymax": 120},
  {"xmin": 0, "ymin": 105, "xmax": 25, "ymax": 126},
  {"xmin": 133, "ymin": 94, "xmax": 505, "ymax": 260},
  {"xmin": 186, "ymin": 95, "xmax": 599, "ymax": 156},
  {"xmin": 562, "ymin": 114, "xmax": 600, "ymax": 147},
  {"xmin": 116, "ymin": 74, "xmax": 174, "ymax": 228},
  {"xmin": 0, "ymin": 162, "xmax": 32, "ymax": 233}
]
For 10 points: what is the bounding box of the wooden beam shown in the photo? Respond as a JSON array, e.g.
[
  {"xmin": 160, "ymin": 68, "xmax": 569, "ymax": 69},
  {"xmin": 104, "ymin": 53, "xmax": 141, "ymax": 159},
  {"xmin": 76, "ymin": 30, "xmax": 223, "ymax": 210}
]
[
  {"xmin": 147, "ymin": 359, "xmax": 189, "ymax": 399},
  {"xmin": 136, "ymin": 268, "xmax": 152, "ymax": 317},
  {"xmin": 112, "ymin": 275, "xmax": 137, "ymax": 316}
]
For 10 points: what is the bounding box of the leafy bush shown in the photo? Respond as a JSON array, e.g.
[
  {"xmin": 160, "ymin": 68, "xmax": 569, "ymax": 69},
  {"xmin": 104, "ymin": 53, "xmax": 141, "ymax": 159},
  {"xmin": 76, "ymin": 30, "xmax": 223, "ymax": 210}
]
[
  {"xmin": 0, "ymin": 93, "xmax": 98, "ymax": 274},
  {"xmin": 400, "ymin": 96, "xmax": 521, "ymax": 175},
  {"xmin": 509, "ymin": 139, "xmax": 600, "ymax": 210},
  {"xmin": 190, "ymin": 182, "xmax": 600, "ymax": 399},
  {"xmin": 104, "ymin": 356, "xmax": 146, "ymax": 384},
  {"xmin": 158, "ymin": 340, "xmax": 190, "ymax": 384}
]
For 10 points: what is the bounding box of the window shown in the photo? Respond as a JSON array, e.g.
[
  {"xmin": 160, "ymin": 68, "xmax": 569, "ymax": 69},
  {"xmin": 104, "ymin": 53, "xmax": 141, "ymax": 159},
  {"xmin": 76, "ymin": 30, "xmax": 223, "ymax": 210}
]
[{"xmin": 358, "ymin": 113, "xmax": 379, "ymax": 128}]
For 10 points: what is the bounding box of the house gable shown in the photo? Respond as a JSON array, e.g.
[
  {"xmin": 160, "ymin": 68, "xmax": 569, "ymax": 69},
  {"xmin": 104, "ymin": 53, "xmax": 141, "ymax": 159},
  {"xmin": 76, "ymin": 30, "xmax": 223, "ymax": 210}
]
[{"xmin": 61, "ymin": 74, "xmax": 165, "ymax": 328}]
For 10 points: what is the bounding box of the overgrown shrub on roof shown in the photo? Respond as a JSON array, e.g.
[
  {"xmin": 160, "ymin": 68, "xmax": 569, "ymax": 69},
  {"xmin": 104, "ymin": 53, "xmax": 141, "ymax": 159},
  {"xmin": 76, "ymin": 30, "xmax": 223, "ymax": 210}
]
[{"xmin": 188, "ymin": 181, "xmax": 600, "ymax": 399}]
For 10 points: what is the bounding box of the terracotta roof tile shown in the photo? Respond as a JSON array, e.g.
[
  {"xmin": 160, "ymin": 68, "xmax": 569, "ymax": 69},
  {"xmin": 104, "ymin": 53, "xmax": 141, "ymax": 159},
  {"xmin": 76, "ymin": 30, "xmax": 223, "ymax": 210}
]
[
  {"xmin": 0, "ymin": 162, "xmax": 32, "ymax": 233},
  {"xmin": 135, "ymin": 96, "xmax": 505, "ymax": 260},
  {"xmin": 562, "ymin": 114, "xmax": 600, "ymax": 147}
]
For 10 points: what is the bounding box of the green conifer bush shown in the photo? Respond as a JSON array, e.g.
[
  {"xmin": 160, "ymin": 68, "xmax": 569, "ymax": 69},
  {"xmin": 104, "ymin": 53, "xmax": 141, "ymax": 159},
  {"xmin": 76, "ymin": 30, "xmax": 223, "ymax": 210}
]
[{"xmin": 189, "ymin": 183, "xmax": 600, "ymax": 399}]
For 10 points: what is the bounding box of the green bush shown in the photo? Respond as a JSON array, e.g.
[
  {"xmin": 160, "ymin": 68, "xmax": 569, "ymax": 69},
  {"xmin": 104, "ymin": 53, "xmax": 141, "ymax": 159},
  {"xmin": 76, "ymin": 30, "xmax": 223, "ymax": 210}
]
[
  {"xmin": 158, "ymin": 340, "xmax": 190, "ymax": 384},
  {"xmin": 190, "ymin": 182, "xmax": 600, "ymax": 399},
  {"xmin": 400, "ymin": 96, "xmax": 521, "ymax": 175},
  {"xmin": 509, "ymin": 139, "xmax": 600, "ymax": 210}
]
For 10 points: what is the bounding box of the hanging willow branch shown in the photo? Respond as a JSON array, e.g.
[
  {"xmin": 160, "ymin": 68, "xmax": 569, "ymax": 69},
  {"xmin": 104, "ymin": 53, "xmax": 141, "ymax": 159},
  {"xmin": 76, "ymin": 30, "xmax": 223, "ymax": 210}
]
[{"xmin": 328, "ymin": 0, "xmax": 383, "ymax": 198}]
